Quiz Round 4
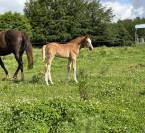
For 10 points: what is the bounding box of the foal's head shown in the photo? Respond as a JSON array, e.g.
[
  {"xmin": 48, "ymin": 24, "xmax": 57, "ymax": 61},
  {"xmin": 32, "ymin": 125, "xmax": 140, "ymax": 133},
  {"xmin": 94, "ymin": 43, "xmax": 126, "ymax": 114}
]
[{"xmin": 82, "ymin": 36, "xmax": 93, "ymax": 50}]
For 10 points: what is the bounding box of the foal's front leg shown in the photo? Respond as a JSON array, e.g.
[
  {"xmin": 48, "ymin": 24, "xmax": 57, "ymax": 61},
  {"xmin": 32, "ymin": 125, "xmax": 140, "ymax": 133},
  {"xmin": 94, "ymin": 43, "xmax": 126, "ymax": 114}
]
[{"xmin": 72, "ymin": 58, "xmax": 78, "ymax": 83}]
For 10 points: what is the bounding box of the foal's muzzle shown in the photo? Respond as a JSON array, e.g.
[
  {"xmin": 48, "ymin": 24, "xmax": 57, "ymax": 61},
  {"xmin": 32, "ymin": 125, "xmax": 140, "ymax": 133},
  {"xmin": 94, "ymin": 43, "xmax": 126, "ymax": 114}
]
[{"xmin": 89, "ymin": 46, "xmax": 93, "ymax": 51}]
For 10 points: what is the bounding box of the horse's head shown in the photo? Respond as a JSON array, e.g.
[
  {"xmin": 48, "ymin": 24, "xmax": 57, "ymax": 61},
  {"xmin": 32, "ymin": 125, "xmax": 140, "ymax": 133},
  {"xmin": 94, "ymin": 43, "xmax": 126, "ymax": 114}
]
[{"xmin": 83, "ymin": 35, "xmax": 93, "ymax": 51}]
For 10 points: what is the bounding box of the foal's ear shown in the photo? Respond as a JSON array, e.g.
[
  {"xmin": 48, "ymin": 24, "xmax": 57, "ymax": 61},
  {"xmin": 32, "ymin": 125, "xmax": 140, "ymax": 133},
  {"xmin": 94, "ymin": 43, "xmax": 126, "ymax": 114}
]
[{"xmin": 85, "ymin": 35, "xmax": 90, "ymax": 39}]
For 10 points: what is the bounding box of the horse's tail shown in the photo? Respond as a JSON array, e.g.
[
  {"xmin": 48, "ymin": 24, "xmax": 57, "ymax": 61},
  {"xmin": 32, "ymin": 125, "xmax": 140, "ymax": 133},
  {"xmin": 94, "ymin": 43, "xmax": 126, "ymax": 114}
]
[
  {"xmin": 42, "ymin": 45, "xmax": 46, "ymax": 62},
  {"xmin": 23, "ymin": 32, "xmax": 33, "ymax": 69}
]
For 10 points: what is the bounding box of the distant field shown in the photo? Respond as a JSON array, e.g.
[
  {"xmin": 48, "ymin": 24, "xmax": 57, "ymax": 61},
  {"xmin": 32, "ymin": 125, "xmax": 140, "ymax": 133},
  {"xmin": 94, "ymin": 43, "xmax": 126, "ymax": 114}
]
[{"xmin": 0, "ymin": 45, "xmax": 145, "ymax": 132}]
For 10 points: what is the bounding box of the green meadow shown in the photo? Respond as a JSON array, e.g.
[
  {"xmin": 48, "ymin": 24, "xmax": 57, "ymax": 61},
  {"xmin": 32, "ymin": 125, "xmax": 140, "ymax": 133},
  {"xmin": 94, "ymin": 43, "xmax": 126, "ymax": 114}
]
[{"xmin": 0, "ymin": 45, "xmax": 145, "ymax": 132}]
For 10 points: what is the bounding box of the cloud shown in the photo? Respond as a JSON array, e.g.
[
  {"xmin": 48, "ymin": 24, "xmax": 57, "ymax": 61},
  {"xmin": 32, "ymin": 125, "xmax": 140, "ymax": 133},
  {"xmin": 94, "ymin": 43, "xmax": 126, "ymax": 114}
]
[
  {"xmin": 0, "ymin": 0, "xmax": 145, "ymax": 22},
  {"xmin": 101, "ymin": 0, "xmax": 145, "ymax": 21},
  {"xmin": 102, "ymin": 1, "xmax": 134, "ymax": 22},
  {"xmin": 131, "ymin": 0, "xmax": 145, "ymax": 17},
  {"xmin": 132, "ymin": 0, "xmax": 145, "ymax": 9},
  {"xmin": 0, "ymin": 0, "xmax": 26, "ymax": 14}
]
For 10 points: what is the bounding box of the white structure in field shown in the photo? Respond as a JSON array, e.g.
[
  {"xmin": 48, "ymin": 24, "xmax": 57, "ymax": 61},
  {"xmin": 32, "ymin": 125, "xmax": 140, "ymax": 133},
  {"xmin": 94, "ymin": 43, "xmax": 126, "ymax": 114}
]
[{"xmin": 135, "ymin": 24, "xmax": 145, "ymax": 43}]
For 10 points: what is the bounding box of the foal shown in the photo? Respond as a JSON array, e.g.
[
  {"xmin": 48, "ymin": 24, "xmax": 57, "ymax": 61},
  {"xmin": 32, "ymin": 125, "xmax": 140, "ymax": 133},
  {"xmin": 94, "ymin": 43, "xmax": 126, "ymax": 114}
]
[{"xmin": 42, "ymin": 36, "xmax": 93, "ymax": 85}]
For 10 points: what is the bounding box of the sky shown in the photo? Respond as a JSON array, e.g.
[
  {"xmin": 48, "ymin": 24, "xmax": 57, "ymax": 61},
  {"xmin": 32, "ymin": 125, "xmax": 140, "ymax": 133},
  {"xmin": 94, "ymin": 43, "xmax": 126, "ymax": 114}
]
[
  {"xmin": 101, "ymin": 0, "xmax": 145, "ymax": 22},
  {"xmin": 0, "ymin": 0, "xmax": 145, "ymax": 22}
]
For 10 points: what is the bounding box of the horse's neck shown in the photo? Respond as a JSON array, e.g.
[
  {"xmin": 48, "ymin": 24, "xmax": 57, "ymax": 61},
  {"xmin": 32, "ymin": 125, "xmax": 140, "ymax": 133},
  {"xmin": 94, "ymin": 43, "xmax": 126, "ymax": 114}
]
[
  {"xmin": 70, "ymin": 37, "xmax": 85, "ymax": 44},
  {"xmin": 70, "ymin": 37, "xmax": 85, "ymax": 49},
  {"xmin": 70, "ymin": 38, "xmax": 85, "ymax": 55}
]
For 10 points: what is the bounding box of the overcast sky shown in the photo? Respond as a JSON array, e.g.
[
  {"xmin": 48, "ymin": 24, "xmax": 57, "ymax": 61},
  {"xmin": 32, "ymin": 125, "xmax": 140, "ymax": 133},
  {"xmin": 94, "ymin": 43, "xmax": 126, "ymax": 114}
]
[
  {"xmin": 0, "ymin": 0, "xmax": 145, "ymax": 22},
  {"xmin": 101, "ymin": 0, "xmax": 145, "ymax": 22}
]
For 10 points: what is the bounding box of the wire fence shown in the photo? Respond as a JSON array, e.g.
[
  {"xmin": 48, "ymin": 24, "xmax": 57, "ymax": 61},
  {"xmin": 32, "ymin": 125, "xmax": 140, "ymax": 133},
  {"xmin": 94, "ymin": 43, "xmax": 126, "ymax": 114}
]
[{"xmin": 31, "ymin": 38, "xmax": 127, "ymax": 47}]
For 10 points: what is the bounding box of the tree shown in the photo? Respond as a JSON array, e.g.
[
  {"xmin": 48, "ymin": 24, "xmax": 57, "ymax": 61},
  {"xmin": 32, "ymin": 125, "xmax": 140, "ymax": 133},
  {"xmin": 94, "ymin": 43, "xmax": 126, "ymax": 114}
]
[
  {"xmin": 116, "ymin": 22, "xmax": 132, "ymax": 46},
  {"xmin": 0, "ymin": 12, "xmax": 32, "ymax": 37},
  {"xmin": 24, "ymin": 0, "xmax": 113, "ymax": 45},
  {"xmin": 118, "ymin": 17, "xmax": 145, "ymax": 43}
]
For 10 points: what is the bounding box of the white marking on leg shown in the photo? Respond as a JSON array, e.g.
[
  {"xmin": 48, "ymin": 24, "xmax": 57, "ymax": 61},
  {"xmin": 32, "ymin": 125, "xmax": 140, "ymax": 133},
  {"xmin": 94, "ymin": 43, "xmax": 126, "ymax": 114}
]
[
  {"xmin": 45, "ymin": 72, "xmax": 49, "ymax": 85},
  {"xmin": 74, "ymin": 67, "xmax": 78, "ymax": 83},
  {"xmin": 48, "ymin": 64, "xmax": 53, "ymax": 84},
  {"xmin": 45, "ymin": 64, "xmax": 49, "ymax": 85},
  {"xmin": 73, "ymin": 59, "xmax": 78, "ymax": 83},
  {"xmin": 66, "ymin": 59, "xmax": 72, "ymax": 81}
]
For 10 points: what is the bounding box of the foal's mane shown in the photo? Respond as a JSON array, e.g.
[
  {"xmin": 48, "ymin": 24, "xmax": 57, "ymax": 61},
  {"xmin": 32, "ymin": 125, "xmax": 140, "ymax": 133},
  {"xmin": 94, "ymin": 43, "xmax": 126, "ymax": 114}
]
[{"xmin": 69, "ymin": 36, "xmax": 86, "ymax": 44}]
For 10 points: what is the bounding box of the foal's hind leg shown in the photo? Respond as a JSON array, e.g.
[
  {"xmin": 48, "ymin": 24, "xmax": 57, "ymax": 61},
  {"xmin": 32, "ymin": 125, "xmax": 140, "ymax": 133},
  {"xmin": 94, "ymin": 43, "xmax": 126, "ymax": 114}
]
[
  {"xmin": 45, "ymin": 56, "xmax": 54, "ymax": 85},
  {"xmin": 48, "ymin": 58, "xmax": 54, "ymax": 84},
  {"xmin": 45, "ymin": 64, "xmax": 49, "ymax": 85},
  {"xmin": 72, "ymin": 58, "xmax": 78, "ymax": 83},
  {"xmin": 0, "ymin": 57, "xmax": 9, "ymax": 78},
  {"xmin": 66, "ymin": 58, "xmax": 72, "ymax": 81}
]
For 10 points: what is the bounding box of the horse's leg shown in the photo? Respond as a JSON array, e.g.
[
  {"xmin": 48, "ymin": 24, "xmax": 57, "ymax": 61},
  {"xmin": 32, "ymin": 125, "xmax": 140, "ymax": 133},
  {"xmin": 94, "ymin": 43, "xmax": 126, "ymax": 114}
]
[
  {"xmin": 19, "ymin": 55, "xmax": 24, "ymax": 80},
  {"xmin": 0, "ymin": 57, "xmax": 9, "ymax": 78},
  {"xmin": 66, "ymin": 58, "xmax": 72, "ymax": 81},
  {"xmin": 13, "ymin": 53, "xmax": 23, "ymax": 80},
  {"xmin": 45, "ymin": 56, "xmax": 54, "ymax": 85},
  {"xmin": 72, "ymin": 58, "xmax": 78, "ymax": 83},
  {"xmin": 44, "ymin": 63, "xmax": 49, "ymax": 85},
  {"xmin": 48, "ymin": 57, "xmax": 53, "ymax": 84}
]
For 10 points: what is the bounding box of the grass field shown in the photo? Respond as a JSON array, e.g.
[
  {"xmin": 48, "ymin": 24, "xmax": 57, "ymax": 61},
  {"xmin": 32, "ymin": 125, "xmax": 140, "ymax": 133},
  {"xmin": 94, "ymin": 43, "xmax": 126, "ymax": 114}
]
[{"xmin": 0, "ymin": 44, "xmax": 145, "ymax": 132}]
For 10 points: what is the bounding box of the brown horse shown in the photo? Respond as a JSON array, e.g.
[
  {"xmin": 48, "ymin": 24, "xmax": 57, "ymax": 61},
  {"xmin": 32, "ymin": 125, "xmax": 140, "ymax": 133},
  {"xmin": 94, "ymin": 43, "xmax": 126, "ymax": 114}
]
[
  {"xmin": 0, "ymin": 29, "xmax": 33, "ymax": 80},
  {"xmin": 42, "ymin": 35, "xmax": 93, "ymax": 85}
]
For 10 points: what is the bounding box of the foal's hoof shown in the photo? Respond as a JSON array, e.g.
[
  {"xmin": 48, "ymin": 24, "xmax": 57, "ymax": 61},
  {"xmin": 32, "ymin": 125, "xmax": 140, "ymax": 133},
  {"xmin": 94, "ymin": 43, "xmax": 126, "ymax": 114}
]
[
  {"xmin": 45, "ymin": 82, "xmax": 54, "ymax": 86},
  {"xmin": 45, "ymin": 81, "xmax": 49, "ymax": 86},
  {"xmin": 50, "ymin": 82, "xmax": 54, "ymax": 85}
]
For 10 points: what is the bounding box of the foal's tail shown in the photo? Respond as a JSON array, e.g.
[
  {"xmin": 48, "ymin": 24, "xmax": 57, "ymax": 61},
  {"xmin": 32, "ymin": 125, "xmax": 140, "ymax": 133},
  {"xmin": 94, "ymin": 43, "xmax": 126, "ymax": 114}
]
[
  {"xmin": 23, "ymin": 32, "xmax": 33, "ymax": 69},
  {"xmin": 42, "ymin": 45, "xmax": 46, "ymax": 62}
]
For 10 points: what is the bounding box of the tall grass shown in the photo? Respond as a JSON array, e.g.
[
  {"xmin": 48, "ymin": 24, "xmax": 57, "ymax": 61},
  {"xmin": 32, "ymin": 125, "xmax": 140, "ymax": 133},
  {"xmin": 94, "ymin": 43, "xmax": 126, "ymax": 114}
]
[{"xmin": 0, "ymin": 45, "xmax": 145, "ymax": 132}]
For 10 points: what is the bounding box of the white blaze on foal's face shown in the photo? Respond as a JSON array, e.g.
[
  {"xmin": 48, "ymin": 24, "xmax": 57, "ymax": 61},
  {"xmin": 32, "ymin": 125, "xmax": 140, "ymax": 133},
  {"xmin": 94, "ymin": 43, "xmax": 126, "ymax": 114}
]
[{"xmin": 87, "ymin": 38, "xmax": 93, "ymax": 50}]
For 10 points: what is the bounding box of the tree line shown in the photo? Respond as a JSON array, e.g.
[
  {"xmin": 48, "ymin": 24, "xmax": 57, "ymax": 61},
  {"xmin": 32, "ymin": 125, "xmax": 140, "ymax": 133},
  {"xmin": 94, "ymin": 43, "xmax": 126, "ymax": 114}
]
[{"xmin": 0, "ymin": 0, "xmax": 145, "ymax": 46}]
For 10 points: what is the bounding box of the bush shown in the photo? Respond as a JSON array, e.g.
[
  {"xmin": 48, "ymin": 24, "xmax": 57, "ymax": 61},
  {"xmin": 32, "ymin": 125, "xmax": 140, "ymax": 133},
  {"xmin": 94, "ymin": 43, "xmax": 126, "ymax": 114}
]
[
  {"xmin": 0, "ymin": 99, "xmax": 100, "ymax": 133},
  {"xmin": 0, "ymin": 12, "xmax": 32, "ymax": 37}
]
